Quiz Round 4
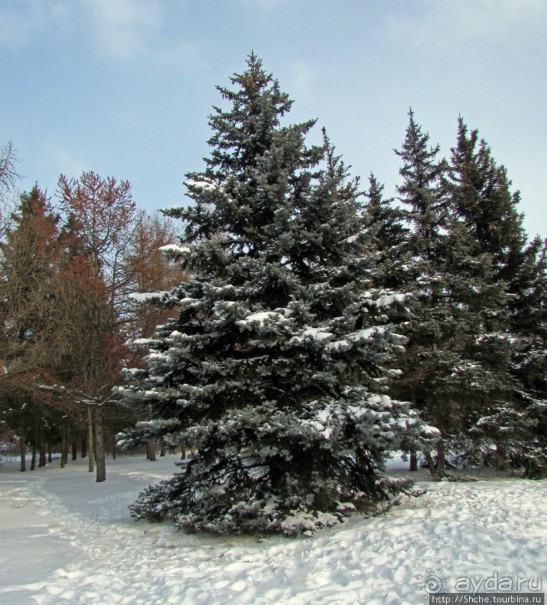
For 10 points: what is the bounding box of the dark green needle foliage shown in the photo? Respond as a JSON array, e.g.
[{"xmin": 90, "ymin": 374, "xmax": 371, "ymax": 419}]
[
  {"xmin": 447, "ymin": 118, "xmax": 546, "ymax": 477},
  {"xmin": 119, "ymin": 56, "xmax": 438, "ymax": 534}
]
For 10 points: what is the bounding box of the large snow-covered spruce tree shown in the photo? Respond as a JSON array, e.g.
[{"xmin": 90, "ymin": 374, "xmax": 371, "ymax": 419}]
[
  {"xmin": 446, "ymin": 118, "xmax": 546, "ymax": 477},
  {"xmin": 120, "ymin": 55, "xmax": 438, "ymax": 534}
]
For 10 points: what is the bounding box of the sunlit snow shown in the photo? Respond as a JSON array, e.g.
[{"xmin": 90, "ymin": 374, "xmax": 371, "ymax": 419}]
[{"xmin": 0, "ymin": 455, "xmax": 544, "ymax": 604}]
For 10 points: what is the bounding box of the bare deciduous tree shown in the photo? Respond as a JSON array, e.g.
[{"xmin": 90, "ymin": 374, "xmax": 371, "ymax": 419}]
[{"xmin": 0, "ymin": 141, "xmax": 20, "ymax": 242}]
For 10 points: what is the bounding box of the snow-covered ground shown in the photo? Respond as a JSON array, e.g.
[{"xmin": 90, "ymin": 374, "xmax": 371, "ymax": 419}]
[{"xmin": 0, "ymin": 454, "xmax": 544, "ymax": 604}]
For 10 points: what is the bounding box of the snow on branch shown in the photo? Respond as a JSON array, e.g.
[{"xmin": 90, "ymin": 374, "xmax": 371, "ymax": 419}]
[
  {"xmin": 184, "ymin": 178, "xmax": 220, "ymax": 192},
  {"xmin": 129, "ymin": 291, "xmax": 169, "ymax": 303},
  {"xmin": 159, "ymin": 244, "xmax": 191, "ymax": 254}
]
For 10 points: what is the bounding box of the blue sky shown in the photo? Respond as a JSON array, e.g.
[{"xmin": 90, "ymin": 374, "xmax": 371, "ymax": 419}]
[{"xmin": 1, "ymin": 0, "xmax": 545, "ymax": 238}]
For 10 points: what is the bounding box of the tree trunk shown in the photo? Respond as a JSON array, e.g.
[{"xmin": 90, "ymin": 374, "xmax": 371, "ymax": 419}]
[
  {"xmin": 495, "ymin": 442, "xmax": 508, "ymax": 471},
  {"xmin": 409, "ymin": 391, "xmax": 418, "ymax": 471},
  {"xmin": 425, "ymin": 451, "xmax": 437, "ymax": 478},
  {"xmin": 425, "ymin": 440, "xmax": 446, "ymax": 479},
  {"xmin": 39, "ymin": 439, "xmax": 47, "ymax": 468},
  {"xmin": 94, "ymin": 409, "xmax": 106, "ymax": 482},
  {"xmin": 146, "ymin": 438, "xmax": 157, "ymax": 462},
  {"xmin": 20, "ymin": 419, "xmax": 26, "ymax": 472},
  {"xmin": 61, "ymin": 424, "xmax": 68, "ymax": 468},
  {"xmin": 30, "ymin": 440, "xmax": 37, "ymax": 471},
  {"xmin": 436, "ymin": 440, "xmax": 446, "ymax": 475},
  {"xmin": 87, "ymin": 406, "xmax": 94, "ymax": 473}
]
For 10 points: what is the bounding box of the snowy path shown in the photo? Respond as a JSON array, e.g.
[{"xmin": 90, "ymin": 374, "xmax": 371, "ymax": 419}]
[{"xmin": 0, "ymin": 455, "xmax": 545, "ymax": 604}]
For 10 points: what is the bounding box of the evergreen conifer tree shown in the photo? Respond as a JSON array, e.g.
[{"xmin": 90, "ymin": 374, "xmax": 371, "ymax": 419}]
[
  {"xmin": 363, "ymin": 174, "xmax": 407, "ymax": 290},
  {"xmin": 510, "ymin": 235, "xmax": 547, "ymax": 401},
  {"xmin": 447, "ymin": 118, "xmax": 546, "ymax": 476},
  {"xmin": 448, "ymin": 118, "xmax": 528, "ymax": 283},
  {"xmin": 391, "ymin": 112, "xmax": 497, "ymax": 473},
  {"xmin": 120, "ymin": 56, "xmax": 438, "ymax": 534},
  {"xmin": 506, "ymin": 235, "xmax": 547, "ymax": 477},
  {"xmin": 391, "ymin": 110, "xmax": 458, "ymax": 473}
]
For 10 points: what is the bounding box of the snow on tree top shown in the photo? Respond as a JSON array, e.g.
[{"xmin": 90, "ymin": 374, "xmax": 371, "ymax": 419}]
[
  {"xmin": 185, "ymin": 178, "xmax": 219, "ymax": 191},
  {"xmin": 159, "ymin": 244, "xmax": 191, "ymax": 254}
]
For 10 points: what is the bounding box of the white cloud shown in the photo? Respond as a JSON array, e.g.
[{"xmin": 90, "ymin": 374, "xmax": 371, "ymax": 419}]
[
  {"xmin": 384, "ymin": 0, "xmax": 547, "ymax": 51},
  {"xmin": 82, "ymin": 0, "xmax": 164, "ymax": 61},
  {"xmin": 0, "ymin": 0, "xmax": 198, "ymax": 68},
  {"xmin": 287, "ymin": 59, "xmax": 317, "ymax": 103},
  {"xmin": 0, "ymin": 0, "xmax": 74, "ymax": 51},
  {"xmin": 81, "ymin": 0, "xmax": 199, "ymax": 66}
]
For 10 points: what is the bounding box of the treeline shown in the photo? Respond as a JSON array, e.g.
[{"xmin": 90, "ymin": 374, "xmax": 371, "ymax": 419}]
[
  {"xmin": 376, "ymin": 112, "xmax": 545, "ymax": 477},
  {"xmin": 118, "ymin": 56, "xmax": 545, "ymax": 535},
  {"xmin": 1, "ymin": 56, "xmax": 545, "ymax": 493},
  {"xmin": 0, "ymin": 162, "xmax": 183, "ymax": 478}
]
